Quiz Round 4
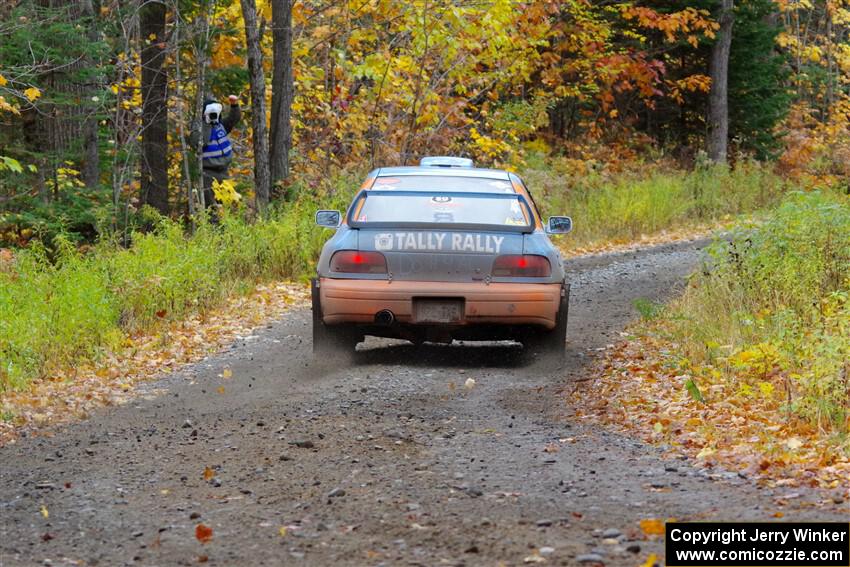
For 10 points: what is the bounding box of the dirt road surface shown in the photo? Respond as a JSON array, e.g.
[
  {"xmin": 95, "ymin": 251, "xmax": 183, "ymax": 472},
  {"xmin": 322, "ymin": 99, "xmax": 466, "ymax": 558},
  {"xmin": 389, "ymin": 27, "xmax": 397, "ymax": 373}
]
[{"xmin": 2, "ymin": 240, "xmax": 845, "ymax": 567}]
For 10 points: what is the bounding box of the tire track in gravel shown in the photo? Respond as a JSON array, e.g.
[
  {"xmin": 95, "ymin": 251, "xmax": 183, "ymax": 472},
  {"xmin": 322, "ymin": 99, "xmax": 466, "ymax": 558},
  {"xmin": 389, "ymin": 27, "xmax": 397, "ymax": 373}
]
[{"xmin": 2, "ymin": 239, "xmax": 846, "ymax": 567}]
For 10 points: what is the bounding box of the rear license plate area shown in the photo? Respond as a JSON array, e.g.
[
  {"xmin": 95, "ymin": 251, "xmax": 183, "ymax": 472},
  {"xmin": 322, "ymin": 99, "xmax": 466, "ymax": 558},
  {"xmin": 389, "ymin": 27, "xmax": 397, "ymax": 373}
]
[{"xmin": 413, "ymin": 298, "xmax": 464, "ymax": 324}]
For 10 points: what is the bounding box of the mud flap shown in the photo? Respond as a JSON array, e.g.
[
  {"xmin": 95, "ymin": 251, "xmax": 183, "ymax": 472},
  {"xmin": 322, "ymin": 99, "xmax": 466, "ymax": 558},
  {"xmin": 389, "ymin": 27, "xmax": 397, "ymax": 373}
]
[
  {"xmin": 526, "ymin": 283, "xmax": 569, "ymax": 363},
  {"xmin": 311, "ymin": 278, "xmax": 358, "ymax": 358}
]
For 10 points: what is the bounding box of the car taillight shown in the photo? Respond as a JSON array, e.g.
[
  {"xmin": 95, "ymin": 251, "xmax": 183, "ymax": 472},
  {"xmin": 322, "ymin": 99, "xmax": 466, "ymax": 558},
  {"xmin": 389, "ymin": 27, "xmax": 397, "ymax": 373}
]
[
  {"xmin": 492, "ymin": 254, "xmax": 551, "ymax": 277},
  {"xmin": 330, "ymin": 250, "xmax": 387, "ymax": 274}
]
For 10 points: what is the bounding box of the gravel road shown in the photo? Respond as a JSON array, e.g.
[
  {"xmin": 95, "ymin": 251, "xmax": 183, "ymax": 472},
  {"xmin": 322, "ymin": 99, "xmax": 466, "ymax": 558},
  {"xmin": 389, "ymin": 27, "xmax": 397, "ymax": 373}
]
[{"xmin": 1, "ymin": 240, "xmax": 845, "ymax": 567}]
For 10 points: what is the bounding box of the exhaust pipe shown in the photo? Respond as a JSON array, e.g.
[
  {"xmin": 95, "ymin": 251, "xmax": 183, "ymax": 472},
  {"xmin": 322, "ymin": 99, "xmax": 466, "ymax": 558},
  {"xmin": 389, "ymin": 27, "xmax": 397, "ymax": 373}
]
[{"xmin": 374, "ymin": 309, "xmax": 395, "ymax": 326}]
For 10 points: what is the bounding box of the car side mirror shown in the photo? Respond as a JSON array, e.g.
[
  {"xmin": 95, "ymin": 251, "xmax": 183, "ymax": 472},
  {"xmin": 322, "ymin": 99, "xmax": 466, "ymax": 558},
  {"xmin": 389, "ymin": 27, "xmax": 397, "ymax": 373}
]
[
  {"xmin": 316, "ymin": 210, "xmax": 341, "ymax": 228},
  {"xmin": 546, "ymin": 216, "xmax": 573, "ymax": 234}
]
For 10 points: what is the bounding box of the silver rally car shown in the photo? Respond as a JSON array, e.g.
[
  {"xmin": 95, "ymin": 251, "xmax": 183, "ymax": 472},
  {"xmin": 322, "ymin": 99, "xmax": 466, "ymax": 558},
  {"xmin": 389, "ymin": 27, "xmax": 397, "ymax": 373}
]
[{"xmin": 312, "ymin": 157, "xmax": 573, "ymax": 358}]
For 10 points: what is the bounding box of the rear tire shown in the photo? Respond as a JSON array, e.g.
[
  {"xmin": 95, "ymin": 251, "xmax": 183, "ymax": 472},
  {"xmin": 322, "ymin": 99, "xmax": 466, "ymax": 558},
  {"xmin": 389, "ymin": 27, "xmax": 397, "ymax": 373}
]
[
  {"xmin": 526, "ymin": 283, "xmax": 569, "ymax": 363},
  {"xmin": 312, "ymin": 279, "xmax": 358, "ymax": 358}
]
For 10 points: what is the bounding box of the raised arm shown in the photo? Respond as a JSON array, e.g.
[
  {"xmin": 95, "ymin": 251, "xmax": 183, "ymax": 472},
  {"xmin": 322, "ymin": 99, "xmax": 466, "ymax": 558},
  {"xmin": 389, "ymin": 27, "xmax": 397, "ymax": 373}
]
[{"xmin": 222, "ymin": 94, "xmax": 242, "ymax": 133}]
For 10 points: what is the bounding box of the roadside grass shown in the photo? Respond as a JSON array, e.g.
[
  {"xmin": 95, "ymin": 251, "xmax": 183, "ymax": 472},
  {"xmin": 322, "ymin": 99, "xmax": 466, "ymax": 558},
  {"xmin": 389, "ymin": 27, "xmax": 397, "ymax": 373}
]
[
  {"xmin": 0, "ymin": 182, "xmax": 351, "ymax": 392},
  {"xmin": 669, "ymin": 191, "xmax": 850, "ymax": 430},
  {"xmin": 524, "ymin": 159, "xmax": 788, "ymax": 251},
  {"xmin": 577, "ymin": 191, "xmax": 850, "ymax": 484}
]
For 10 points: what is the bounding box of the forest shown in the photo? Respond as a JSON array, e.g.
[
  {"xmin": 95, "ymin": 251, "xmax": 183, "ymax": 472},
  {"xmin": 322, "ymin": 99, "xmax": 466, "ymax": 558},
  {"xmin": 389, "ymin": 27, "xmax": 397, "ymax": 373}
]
[
  {"xmin": 1, "ymin": 0, "xmax": 849, "ymax": 483},
  {"xmin": 1, "ymin": 0, "xmax": 845, "ymax": 240}
]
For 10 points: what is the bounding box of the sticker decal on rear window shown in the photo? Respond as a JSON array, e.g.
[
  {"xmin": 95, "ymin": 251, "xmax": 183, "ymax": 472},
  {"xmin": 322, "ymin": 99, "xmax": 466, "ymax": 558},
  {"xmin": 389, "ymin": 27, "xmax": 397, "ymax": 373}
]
[
  {"xmin": 374, "ymin": 233, "xmax": 394, "ymax": 251},
  {"xmin": 373, "ymin": 232, "xmax": 505, "ymax": 253}
]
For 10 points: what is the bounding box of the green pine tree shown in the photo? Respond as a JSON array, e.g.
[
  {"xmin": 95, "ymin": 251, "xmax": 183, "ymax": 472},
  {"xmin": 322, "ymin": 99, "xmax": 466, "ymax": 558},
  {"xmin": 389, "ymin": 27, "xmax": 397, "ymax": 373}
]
[{"xmin": 728, "ymin": 0, "xmax": 791, "ymax": 159}]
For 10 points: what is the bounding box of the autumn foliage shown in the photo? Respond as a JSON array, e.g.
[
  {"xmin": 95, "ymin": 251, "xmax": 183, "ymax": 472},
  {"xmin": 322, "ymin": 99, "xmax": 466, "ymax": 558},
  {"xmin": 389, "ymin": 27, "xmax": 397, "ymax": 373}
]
[{"xmin": 577, "ymin": 192, "xmax": 850, "ymax": 489}]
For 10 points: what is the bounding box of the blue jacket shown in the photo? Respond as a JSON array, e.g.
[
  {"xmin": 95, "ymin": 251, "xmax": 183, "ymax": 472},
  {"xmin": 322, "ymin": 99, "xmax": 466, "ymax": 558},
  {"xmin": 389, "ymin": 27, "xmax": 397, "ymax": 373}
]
[{"xmin": 190, "ymin": 104, "xmax": 241, "ymax": 170}]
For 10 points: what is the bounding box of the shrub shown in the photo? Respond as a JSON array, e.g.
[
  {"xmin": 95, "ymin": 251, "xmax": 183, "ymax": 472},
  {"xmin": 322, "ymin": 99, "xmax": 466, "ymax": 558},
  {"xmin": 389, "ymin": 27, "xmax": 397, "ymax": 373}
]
[
  {"xmin": 0, "ymin": 181, "xmax": 354, "ymax": 391},
  {"xmin": 664, "ymin": 192, "xmax": 850, "ymax": 429}
]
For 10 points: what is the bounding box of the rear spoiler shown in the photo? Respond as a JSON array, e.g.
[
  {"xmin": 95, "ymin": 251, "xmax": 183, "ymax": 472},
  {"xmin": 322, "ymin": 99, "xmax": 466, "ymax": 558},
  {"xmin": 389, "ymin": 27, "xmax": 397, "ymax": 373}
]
[
  {"xmin": 419, "ymin": 156, "xmax": 474, "ymax": 168},
  {"xmin": 346, "ymin": 190, "xmax": 535, "ymax": 234}
]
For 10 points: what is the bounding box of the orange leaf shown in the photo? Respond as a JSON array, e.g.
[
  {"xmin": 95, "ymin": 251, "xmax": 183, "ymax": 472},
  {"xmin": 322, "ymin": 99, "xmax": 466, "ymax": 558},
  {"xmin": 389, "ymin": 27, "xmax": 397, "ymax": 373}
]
[
  {"xmin": 195, "ymin": 523, "xmax": 213, "ymax": 543},
  {"xmin": 203, "ymin": 467, "xmax": 215, "ymax": 481},
  {"xmin": 640, "ymin": 518, "xmax": 665, "ymax": 536}
]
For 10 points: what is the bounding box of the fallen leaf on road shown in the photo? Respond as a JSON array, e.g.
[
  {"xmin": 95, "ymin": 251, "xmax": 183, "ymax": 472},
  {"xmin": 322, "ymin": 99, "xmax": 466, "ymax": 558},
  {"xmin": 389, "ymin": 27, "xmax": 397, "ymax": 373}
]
[
  {"xmin": 696, "ymin": 446, "xmax": 715, "ymax": 459},
  {"xmin": 278, "ymin": 526, "xmax": 287, "ymax": 537},
  {"xmin": 222, "ymin": 368, "xmax": 232, "ymax": 379},
  {"xmin": 464, "ymin": 378, "xmax": 476, "ymax": 390},
  {"xmin": 639, "ymin": 518, "xmax": 664, "ymax": 537},
  {"xmin": 216, "ymin": 386, "xmax": 225, "ymax": 394},
  {"xmin": 203, "ymin": 467, "xmax": 215, "ymax": 481},
  {"xmin": 195, "ymin": 523, "xmax": 213, "ymax": 543},
  {"xmin": 40, "ymin": 505, "xmax": 48, "ymax": 519},
  {"xmin": 642, "ymin": 553, "xmax": 659, "ymax": 567}
]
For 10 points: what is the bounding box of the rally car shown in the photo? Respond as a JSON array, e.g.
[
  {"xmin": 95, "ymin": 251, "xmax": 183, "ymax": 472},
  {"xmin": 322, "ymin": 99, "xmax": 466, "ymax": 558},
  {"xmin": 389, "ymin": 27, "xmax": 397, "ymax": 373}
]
[{"xmin": 312, "ymin": 156, "xmax": 573, "ymax": 358}]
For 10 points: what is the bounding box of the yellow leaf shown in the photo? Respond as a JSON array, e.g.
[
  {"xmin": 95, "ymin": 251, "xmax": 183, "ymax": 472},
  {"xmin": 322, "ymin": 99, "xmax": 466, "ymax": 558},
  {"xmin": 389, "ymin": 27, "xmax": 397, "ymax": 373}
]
[
  {"xmin": 640, "ymin": 518, "xmax": 665, "ymax": 536},
  {"xmin": 0, "ymin": 74, "xmax": 7, "ymax": 87},
  {"xmin": 642, "ymin": 553, "xmax": 658, "ymax": 567},
  {"xmin": 24, "ymin": 87, "xmax": 41, "ymax": 102},
  {"xmin": 278, "ymin": 526, "xmax": 287, "ymax": 537},
  {"xmin": 216, "ymin": 386, "xmax": 225, "ymax": 394},
  {"xmin": 222, "ymin": 368, "xmax": 233, "ymax": 379},
  {"xmin": 40, "ymin": 505, "xmax": 49, "ymax": 519},
  {"xmin": 696, "ymin": 446, "xmax": 715, "ymax": 459},
  {"xmin": 203, "ymin": 466, "xmax": 215, "ymax": 481}
]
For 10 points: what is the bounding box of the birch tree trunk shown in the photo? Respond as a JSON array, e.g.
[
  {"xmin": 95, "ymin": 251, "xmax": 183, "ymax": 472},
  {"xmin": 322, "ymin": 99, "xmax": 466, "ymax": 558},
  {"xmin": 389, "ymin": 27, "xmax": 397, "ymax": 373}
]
[
  {"xmin": 240, "ymin": 0, "xmax": 271, "ymax": 213},
  {"xmin": 194, "ymin": 10, "xmax": 211, "ymax": 212},
  {"xmin": 270, "ymin": 0, "xmax": 293, "ymax": 191},
  {"xmin": 707, "ymin": 0, "xmax": 734, "ymax": 164}
]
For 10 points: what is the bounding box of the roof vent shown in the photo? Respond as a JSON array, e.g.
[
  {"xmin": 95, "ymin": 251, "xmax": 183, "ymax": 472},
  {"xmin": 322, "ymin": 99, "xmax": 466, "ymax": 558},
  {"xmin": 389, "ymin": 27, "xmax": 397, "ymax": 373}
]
[{"xmin": 419, "ymin": 156, "xmax": 474, "ymax": 168}]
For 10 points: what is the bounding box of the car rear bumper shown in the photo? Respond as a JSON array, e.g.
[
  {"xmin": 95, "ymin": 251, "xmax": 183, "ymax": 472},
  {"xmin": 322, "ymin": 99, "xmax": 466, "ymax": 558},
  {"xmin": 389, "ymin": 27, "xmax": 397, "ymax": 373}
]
[{"xmin": 318, "ymin": 278, "xmax": 562, "ymax": 329}]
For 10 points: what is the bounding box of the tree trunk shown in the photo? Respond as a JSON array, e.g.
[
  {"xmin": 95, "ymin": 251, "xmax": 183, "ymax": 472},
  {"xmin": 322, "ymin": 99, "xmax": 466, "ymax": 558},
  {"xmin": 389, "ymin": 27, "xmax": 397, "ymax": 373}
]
[
  {"xmin": 241, "ymin": 0, "xmax": 271, "ymax": 213},
  {"xmin": 80, "ymin": 0, "xmax": 100, "ymax": 189},
  {"xmin": 707, "ymin": 0, "xmax": 734, "ymax": 164},
  {"xmin": 194, "ymin": 10, "xmax": 211, "ymax": 212},
  {"xmin": 140, "ymin": 0, "xmax": 169, "ymax": 214},
  {"xmin": 270, "ymin": 0, "xmax": 293, "ymax": 191}
]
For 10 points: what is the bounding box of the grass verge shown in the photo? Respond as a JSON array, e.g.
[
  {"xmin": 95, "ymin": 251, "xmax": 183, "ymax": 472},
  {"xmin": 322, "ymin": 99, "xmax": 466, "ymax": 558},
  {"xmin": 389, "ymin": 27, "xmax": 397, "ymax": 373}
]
[
  {"xmin": 575, "ymin": 191, "xmax": 850, "ymax": 487},
  {"xmin": 0, "ymin": 188, "xmax": 350, "ymax": 392},
  {"xmin": 524, "ymin": 159, "xmax": 788, "ymax": 251}
]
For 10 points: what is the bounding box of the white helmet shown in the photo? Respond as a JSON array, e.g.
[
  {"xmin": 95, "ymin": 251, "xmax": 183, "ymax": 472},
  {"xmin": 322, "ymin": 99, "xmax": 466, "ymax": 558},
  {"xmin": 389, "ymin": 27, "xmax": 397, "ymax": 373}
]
[{"xmin": 203, "ymin": 101, "xmax": 223, "ymax": 124}]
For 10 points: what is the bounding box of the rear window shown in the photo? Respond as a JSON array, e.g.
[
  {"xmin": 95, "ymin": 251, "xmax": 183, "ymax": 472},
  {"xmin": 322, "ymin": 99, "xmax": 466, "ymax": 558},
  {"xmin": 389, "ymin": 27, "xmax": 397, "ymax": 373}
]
[
  {"xmin": 371, "ymin": 175, "xmax": 515, "ymax": 193},
  {"xmin": 350, "ymin": 191, "xmax": 531, "ymax": 229}
]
